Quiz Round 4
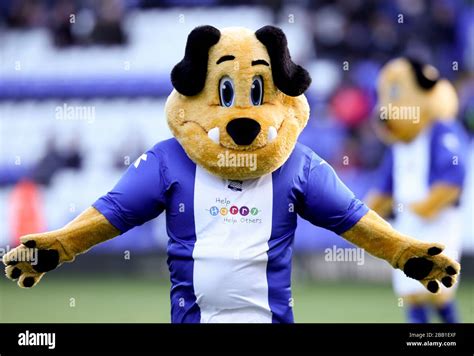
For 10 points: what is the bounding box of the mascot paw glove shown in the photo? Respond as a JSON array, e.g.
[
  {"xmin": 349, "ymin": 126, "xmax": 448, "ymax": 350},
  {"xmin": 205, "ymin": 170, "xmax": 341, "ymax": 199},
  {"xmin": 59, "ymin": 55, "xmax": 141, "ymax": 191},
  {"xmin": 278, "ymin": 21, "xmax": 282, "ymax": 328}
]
[
  {"xmin": 3, "ymin": 232, "xmax": 74, "ymax": 288},
  {"xmin": 396, "ymin": 241, "xmax": 460, "ymax": 293},
  {"xmin": 3, "ymin": 207, "xmax": 119, "ymax": 288}
]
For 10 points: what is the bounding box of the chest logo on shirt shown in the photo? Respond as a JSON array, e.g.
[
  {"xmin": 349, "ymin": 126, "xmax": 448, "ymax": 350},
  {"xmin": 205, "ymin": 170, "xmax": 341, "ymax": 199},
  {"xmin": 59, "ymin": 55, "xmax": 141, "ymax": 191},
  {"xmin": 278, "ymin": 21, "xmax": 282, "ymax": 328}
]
[
  {"xmin": 227, "ymin": 180, "xmax": 243, "ymax": 192},
  {"xmin": 207, "ymin": 197, "xmax": 262, "ymax": 224}
]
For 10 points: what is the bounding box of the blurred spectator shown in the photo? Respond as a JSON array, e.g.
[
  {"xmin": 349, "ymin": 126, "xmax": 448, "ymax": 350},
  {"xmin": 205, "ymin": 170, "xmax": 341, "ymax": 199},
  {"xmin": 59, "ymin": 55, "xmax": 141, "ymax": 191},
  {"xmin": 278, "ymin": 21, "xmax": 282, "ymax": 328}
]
[
  {"xmin": 2, "ymin": 0, "xmax": 48, "ymax": 28},
  {"xmin": 51, "ymin": 0, "xmax": 76, "ymax": 47},
  {"xmin": 1, "ymin": 0, "xmax": 127, "ymax": 46},
  {"xmin": 113, "ymin": 133, "xmax": 146, "ymax": 170},
  {"xmin": 90, "ymin": 0, "xmax": 127, "ymax": 45},
  {"xmin": 31, "ymin": 136, "xmax": 83, "ymax": 186}
]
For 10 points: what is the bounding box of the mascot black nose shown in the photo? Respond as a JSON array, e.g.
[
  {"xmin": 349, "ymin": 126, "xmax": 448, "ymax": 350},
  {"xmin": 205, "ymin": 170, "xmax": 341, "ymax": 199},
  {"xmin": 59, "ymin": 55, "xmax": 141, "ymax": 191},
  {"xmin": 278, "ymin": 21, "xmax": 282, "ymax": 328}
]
[{"xmin": 226, "ymin": 118, "xmax": 261, "ymax": 145}]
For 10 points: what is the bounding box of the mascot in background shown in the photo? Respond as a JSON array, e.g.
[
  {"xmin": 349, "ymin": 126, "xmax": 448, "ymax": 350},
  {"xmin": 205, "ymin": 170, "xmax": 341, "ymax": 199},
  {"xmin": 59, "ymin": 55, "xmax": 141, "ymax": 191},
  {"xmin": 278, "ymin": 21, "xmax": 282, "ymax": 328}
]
[
  {"xmin": 368, "ymin": 57, "xmax": 467, "ymax": 323},
  {"xmin": 4, "ymin": 27, "xmax": 460, "ymax": 323}
]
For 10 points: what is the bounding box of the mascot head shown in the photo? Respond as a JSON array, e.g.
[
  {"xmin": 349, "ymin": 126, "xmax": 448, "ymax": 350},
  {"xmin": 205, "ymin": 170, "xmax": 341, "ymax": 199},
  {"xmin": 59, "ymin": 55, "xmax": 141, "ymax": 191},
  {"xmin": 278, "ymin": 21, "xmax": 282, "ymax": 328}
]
[
  {"xmin": 165, "ymin": 25, "xmax": 311, "ymax": 180},
  {"xmin": 376, "ymin": 57, "xmax": 458, "ymax": 143}
]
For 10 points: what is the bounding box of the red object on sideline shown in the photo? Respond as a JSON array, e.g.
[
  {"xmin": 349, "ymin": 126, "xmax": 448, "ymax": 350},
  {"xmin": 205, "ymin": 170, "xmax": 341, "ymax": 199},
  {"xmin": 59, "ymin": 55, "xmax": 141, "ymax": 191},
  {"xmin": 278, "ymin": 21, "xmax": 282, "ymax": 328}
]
[
  {"xmin": 330, "ymin": 87, "xmax": 372, "ymax": 127},
  {"xmin": 9, "ymin": 180, "xmax": 46, "ymax": 246}
]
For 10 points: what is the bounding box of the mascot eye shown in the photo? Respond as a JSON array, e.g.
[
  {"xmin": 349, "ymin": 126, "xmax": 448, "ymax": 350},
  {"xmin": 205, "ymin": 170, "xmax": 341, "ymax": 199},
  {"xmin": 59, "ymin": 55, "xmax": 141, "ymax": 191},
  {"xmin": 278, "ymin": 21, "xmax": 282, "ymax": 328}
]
[
  {"xmin": 219, "ymin": 76, "xmax": 235, "ymax": 107},
  {"xmin": 250, "ymin": 76, "xmax": 263, "ymax": 106}
]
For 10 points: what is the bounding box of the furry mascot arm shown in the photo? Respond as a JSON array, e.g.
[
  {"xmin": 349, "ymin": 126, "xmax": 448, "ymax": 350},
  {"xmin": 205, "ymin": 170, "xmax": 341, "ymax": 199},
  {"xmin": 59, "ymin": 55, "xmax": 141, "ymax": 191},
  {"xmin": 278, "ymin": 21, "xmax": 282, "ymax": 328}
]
[
  {"xmin": 410, "ymin": 184, "xmax": 461, "ymax": 219},
  {"xmin": 342, "ymin": 209, "xmax": 460, "ymax": 293},
  {"xmin": 366, "ymin": 191, "xmax": 393, "ymax": 219},
  {"xmin": 3, "ymin": 207, "xmax": 119, "ymax": 288}
]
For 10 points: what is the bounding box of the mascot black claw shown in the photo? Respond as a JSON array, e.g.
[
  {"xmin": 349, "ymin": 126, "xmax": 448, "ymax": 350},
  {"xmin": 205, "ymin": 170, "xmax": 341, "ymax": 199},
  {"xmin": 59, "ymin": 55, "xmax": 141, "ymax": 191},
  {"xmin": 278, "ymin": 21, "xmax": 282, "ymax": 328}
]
[{"xmin": 3, "ymin": 26, "xmax": 461, "ymax": 323}]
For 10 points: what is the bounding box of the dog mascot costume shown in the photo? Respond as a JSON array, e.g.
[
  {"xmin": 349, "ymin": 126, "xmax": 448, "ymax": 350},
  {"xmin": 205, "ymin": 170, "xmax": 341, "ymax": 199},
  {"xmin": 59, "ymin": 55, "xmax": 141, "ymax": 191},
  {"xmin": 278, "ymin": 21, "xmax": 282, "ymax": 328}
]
[
  {"xmin": 4, "ymin": 27, "xmax": 461, "ymax": 323},
  {"xmin": 368, "ymin": 57, "xmax": 467, "ymax": 323}
]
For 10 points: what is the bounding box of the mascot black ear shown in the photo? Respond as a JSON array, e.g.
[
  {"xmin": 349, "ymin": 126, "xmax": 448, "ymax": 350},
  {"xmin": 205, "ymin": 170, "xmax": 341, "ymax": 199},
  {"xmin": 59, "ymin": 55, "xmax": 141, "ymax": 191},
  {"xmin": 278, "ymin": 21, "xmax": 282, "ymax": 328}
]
[
  {"xmin": 255, "ymin": 25, "xmax": 311, "ymax": 97},
  {"xmin": 171, "ymin": 25, "xmax": 221, "ymax": 96},
  {"xmin": 406, "ymin": 57, "xmax": 439, "ymax": 91}
]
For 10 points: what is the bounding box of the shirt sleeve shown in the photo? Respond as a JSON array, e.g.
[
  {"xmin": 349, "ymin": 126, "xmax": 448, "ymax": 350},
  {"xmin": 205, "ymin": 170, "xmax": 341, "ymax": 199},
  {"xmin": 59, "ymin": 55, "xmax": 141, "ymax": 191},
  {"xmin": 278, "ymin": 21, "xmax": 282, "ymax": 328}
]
[
  {"xmin": 298, "ymin": 153, "xmax": 369, "ymax": 235},
  {"xmin": 93, "ymin": 148, "xmax": 167, "ymax": 233},
  {"xmin": 429, "ymin": 123, "xmax": 466, "ymax": 188},
  {"xmin": 373, "ymin": 147, "xmax": 394, "ymax": 195}
]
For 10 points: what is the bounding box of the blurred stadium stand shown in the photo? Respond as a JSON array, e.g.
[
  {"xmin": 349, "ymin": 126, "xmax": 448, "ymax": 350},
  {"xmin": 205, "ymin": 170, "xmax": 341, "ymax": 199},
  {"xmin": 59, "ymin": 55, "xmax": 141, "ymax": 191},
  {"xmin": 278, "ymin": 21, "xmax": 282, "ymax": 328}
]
[{"xmin": 0, "ymin": 0, "xmax": 472, "ymax": 282}]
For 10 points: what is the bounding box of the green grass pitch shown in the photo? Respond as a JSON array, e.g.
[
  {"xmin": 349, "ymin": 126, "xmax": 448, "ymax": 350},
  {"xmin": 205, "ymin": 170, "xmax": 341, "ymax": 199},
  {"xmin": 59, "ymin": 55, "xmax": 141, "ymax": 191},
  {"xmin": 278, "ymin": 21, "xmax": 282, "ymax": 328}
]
[{"xmin": 1, "ymin": 276, "xmax": 472, "ymax": 323}]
